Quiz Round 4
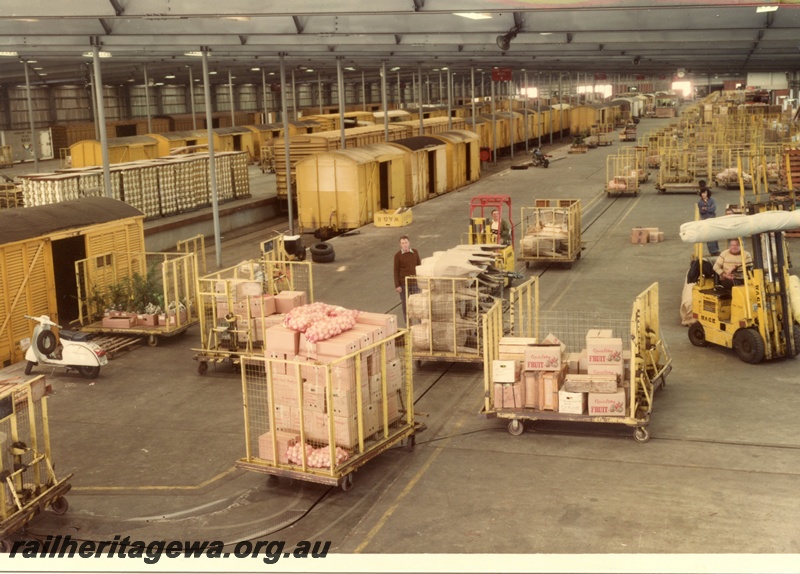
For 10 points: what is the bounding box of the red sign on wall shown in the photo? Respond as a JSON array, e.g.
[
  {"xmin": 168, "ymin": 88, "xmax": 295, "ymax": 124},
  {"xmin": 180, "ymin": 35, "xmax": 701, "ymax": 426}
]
[
  {"xmin": 492, "ymin": 67, "xmax": 513, "ymax": 82},
  {"xmin": 594, "ymin": 73, "xmax": 607, "ymax": 81}
]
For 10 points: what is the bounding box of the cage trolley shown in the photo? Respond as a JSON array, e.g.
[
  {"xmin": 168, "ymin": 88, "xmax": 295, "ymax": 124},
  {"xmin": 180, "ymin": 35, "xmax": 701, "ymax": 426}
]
[
  {"xmin": 193, "ymin": 257, "xmax": 313, "ymax": 374},
  {"xmin": 0, "ymin": 376, "xmax": 72, "ymax": 551},
  {"xmin": 74, "ymin": 251, "xmax": 200, "ymax": 348},
  {"xmin": 518, "ymin": 200, "xmax": 582, "ymax": 267},
  {"xmin": 236, "ymin": 329, "xmax": 422, "ymax": 491},
  {"xmin": 480, "ymin": 282, "xmax": 671, "ymax": 442},
  {"xmin": 406, "ymin": 276, "xmax": 537, "ymax": 366}
]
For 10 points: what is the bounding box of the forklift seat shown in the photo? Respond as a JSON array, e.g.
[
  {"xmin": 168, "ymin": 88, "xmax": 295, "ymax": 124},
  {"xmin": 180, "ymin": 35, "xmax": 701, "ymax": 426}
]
[{"xmin": 699, "ymin": 287, "xmax": 732, "ymax": 300}]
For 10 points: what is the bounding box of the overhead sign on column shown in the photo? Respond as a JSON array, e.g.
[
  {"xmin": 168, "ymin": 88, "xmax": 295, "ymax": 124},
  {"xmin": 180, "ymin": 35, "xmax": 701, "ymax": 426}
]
[{"xmin": 492, "ymin": 67, "xmax": 513, "ymax": 82}]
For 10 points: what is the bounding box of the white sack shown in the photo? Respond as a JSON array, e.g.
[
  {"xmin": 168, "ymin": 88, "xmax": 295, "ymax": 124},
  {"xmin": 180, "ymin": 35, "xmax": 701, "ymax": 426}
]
[
  {"xmin": 680, "ymin": 279, "xmax": 695, "ymax": 326},
  {"xmin": 680, "ymin": 211, "xmax": 800, "ymax": 244}
]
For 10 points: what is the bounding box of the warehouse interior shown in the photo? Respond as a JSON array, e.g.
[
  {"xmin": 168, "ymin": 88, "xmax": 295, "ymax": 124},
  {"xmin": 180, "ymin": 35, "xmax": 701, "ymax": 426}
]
[{"xmin": 0, "ymin": 2, "xmax": 800, "ymax": 573}]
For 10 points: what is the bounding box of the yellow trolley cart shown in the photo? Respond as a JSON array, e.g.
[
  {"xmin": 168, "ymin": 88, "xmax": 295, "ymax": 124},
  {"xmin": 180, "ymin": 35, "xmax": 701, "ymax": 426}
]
[
  {"xmin": 0, "ymin": 376, "xmax": 72, "ymax": 551},
  {"xmin": 236, "ymin": 329, "xmax": 422, "ymax": 491},
  {"xmin": 480, "ymin": 282, "xmax": 671, "ymax": 442},
  {"xmin": 519, "ymin": 200, "xmax": 582, "ymax": 267},
  {"xmin": 75, "ymin": 251, "xmax": 199, "ymax": 348},
  {"xmin": 193, "ymin": 258, "xmax": 313, "ymax": 374}
]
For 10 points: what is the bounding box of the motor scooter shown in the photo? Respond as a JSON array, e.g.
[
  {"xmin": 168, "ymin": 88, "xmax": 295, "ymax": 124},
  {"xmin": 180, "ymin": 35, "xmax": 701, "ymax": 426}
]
[
  {"xmin": 23, "ymin": 315, "xmax": 107, "ymax": 379},
  {"xmin": 531, "ymin": 147, "xmax": 551, "ymax": 168}
]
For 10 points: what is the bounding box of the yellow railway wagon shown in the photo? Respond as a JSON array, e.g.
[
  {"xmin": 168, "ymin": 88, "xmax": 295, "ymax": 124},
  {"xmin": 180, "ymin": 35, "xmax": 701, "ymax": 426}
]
[
  {"xmin": 395, "ymin": 117, "xmax": 466, "ymax": 137},
  {"xmin": 296, "ymin": 144, "xmax": 408, "ymax": 232},
  {"xmin": 299, "ymin": 111, "xmax": 376, "ymax": 132},
  {"xmin": 386, "ymin": 136, "xmax": 449, "ymax": 205},
  {"xmin": 149, "ymin": 130, "xmax": 215, "ymax": 157},
  {"xmin": 69, "ymin": 136, "xmax": 161, "ymax": 168},
  {"xmin": 0, "ymin": 197, "xmax": 145, "ymax": 366},
  {"xmin": 431, "ymin": 130, "xmax": 481, "ymax": 191},
  {"xmin": 465, "ymin": 117, "xmax": 492, "ymax": 150}
]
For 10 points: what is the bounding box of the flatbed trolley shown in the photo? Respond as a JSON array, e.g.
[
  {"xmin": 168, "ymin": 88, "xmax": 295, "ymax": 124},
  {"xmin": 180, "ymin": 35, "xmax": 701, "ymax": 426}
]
[
  {"xmin": 0, "ymin": 376, "xmax": 72, "ymax": 551},
  {"xmin": 480, "ymin": 283, "xmax": 671, "ymax": 443}
]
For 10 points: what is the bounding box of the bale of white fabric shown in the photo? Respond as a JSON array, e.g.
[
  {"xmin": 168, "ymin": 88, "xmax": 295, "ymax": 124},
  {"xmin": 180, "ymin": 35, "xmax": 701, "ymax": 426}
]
[{"xmin": 679, "ymin": 211, "xmax": 800, "ymax": 243}]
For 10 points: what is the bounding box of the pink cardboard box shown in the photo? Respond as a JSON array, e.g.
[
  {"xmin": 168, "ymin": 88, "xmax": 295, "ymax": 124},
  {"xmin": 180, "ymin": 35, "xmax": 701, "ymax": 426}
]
[
  {"xmin": 316, "ymin": 333, "xmax": 360, "ymax": 357},
  {"xmin": 274, "ymin": 291, "xmax": 307, "ymax": 314},
  {"xmin": 266, "ymin": 352, "xmax": 288, "ymax": 376},
  {"xmin": 523, "ymin": 344, "xmax": 562, "ymax": 371},
  {"xmin": 102, "ymin": 315, "xmax": 137, "ymax": 328},
  {"xmin": 493, "ymin": 382, "xmax": 525, "ymax": 410},
  {"xmin": 257, "ymin": 430, "xmax": 299, "ymax": 464},
  {"xmin": 250, "ymin": 294, "xmax": 276, "ymax": 317},
  {"xmin": 136, "ymin": 314, "xmax": 158, "ymax": 327},
  {"xmin": 587, "ymin": 389, "xmax": 627, "ymax": 417},
  {"xmin": 264, "ymin": 325, "xmax": 300, "ymax": 354},
  {"xmin": 356, "ymin": 312, "xmax": 398, "ymax": 336}
]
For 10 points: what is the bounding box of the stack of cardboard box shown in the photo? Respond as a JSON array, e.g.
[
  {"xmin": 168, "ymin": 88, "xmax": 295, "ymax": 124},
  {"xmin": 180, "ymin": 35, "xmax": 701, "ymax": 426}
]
[
  {"xmin": 630, "ymin": 227, "xmax": 665, "ymax": 244},
  {"xmin": 259, "ymin": 309, "xmax": 404, "ymax": 456},
  {"xmin": 493, "ymin": 330, "xmax": 630, "ymax": 417},
  {"xmin": 215, "ymin": 282, "xmax": 307, "ymax": 345}
]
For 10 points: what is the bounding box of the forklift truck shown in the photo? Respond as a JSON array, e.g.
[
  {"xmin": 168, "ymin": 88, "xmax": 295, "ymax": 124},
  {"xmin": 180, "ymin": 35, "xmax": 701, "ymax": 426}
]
[
  {"xmin": 685, "ymin": 205, "xmax": 800, "ymax": 363},
  {"xmin": 467, "ymin": 195, "xmax": 517, "ymax": 286}
]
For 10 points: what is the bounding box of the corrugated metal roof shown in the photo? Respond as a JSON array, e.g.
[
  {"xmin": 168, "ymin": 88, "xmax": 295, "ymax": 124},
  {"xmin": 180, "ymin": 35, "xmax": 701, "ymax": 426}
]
[
  {"xmin": 0, "ymin": 197, "xmax": 144, "ymax": 246},
  {"xmin": 388, "ymin": 136, "xmax": 446, "ymax": 151}
]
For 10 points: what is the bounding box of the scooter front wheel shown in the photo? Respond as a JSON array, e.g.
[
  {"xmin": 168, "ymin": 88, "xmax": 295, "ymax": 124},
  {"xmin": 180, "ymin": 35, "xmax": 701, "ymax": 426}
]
[
  {"xmin": 24, "ymin": 361, "xmax": 36, "ymax": 375},
  {"xmin": 76, "ymin": 365, "xmax": 100, "ymax": 379}
]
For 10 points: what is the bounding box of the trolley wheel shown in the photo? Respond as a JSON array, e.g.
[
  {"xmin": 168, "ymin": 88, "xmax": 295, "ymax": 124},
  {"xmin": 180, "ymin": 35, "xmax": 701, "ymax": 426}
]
[
  {"xmin": 266, "ymin": 474, "xmax": 280, "ymax": 487},
  {"xmin": 340, "ymin": 473, "xmax": 354, "ymax": 492},
  {"xmin": 197, "ymin": 361, "xmax": 208, "ymax": 375},
  {"xmin": 50, "ymin": 496, "xmax": 69, "ymax": 515},
  {"xmin": 507, "ymin": 419, "xmax": 524, "ymax": 436},
  {"xmin": 24, "ymin": 360, "xmax": 35, "ymax": 375},
  {"xmin": 688, "ymin": 322, "xmax": 708, "ymax": 347},
  {"xmin": 405, "ymin": 435, "xmax": 416, "ymax": 453},
  {"xmin": 525, "ymin": 261, "xmax": 530, "ymax": 269},
  {"xmin": 633, "ymin": 427, "xmax": 650, "ymax": 443},
  {"xmin": 146, "ymin": 335, "xmax": 158, "ymax": 348}
]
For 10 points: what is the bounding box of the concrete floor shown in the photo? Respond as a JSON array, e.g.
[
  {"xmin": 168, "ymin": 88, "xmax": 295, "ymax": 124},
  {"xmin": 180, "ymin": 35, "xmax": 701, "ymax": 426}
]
[{"xmin": 3, "ymin": 117, "xmax": 799, "ymax": 571}]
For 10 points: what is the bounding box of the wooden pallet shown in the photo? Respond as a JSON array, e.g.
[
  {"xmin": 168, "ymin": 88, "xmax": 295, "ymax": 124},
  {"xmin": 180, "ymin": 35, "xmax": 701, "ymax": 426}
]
[
  {"xmin": 90, "ymin": 335, "xmax": 141, "ymax": 359},
  {"xmin": 786, "ymin": 149, "xmax": 800, "ymax": 191}
]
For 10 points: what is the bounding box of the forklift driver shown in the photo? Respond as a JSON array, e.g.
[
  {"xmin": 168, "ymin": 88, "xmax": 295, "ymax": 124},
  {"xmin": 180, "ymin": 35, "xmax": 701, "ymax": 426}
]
[
  {"xmin": 490, "ymin": 209, "xmax": 511, "ymax": 246},
  {"xmin": 713, "ymin": 238, "xmax": 752, "ymax": 289}
]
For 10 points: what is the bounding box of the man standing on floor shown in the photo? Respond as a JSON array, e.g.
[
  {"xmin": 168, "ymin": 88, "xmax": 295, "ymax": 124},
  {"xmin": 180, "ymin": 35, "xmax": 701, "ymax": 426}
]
[{"xmin": 394, "ymin": 235, "xmax": 421, "ymax": 325}]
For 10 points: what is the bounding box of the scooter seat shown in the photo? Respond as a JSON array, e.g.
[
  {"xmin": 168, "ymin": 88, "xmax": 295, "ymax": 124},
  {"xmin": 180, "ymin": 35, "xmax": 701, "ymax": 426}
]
[{"xmin": 59, "ymin": 330, "xmax": 90, "ymax": 342}]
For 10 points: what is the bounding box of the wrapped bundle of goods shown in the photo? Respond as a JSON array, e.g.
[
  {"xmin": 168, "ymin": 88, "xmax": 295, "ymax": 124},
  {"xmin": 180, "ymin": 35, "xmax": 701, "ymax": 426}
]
[
  {"xmin": 715, "ymin": 167, "xmax": 751, "ymax": 185},
  {"xmin": 283, "ymin": 302, "xmax": 359, "ymax": 342},
  {"xmin": 410, "ymin": 320, "xmax": 471, "ymax": 353},
  {"xmin": 755, "ymin": 162, "xmax": 780, "ymax": 181},
  {"xmin": 286, "ymin": 442, "xmax": 350, "ymax": 468},
  {"xmin": 406, "ymin": 290, "xmax": 474, "ymax": 321},
  {"xmin": 607, "ymin": 178, "xmax": 629, "ymax": 192}
]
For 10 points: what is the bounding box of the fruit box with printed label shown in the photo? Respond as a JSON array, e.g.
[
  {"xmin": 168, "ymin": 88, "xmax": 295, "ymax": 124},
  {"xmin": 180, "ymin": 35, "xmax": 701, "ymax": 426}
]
[
  {"xmin": 523, "ymin": 344, "xmax": 562, "ymax": 371},
  {"xmin": 587, "ymin": 390, "xmax": 627, "ymax": 417}
]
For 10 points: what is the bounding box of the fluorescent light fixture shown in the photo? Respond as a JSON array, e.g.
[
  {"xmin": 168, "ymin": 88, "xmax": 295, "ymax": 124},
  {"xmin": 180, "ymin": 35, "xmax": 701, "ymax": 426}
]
[
  {"xmin": 269, "ymin": 72, "xmax": 275, "ymax": 75},
  {"xmin": 756, "ymin": 5, "xmax": 778, "ymax": 12},
  {"xmin": 0, "ymin": 51, "xmax": 19, "ymax": 57},
  {"xmin": 305, "ymin": 69, "xmax": 314, "ymax": 72},
  {"xmin": 391, "ymin": 66, "xmax": 401, "ymax": 71},
  {"xmin": 128, "ymin": 78, "xmax": 135, "ymax": 82},
  {"xmin": 344, "ymin": 66, "xmax": 356, "ymax": 71},
  {"xmin": 14, "ymin": 18, "xmax": 39, "ymax": 22},
  {"xmin": 223, "ymin": 16, "xmax": 250, "ymax": 21},
  {"xmin": 209, "ymin": 71, "xmax": 217, "ymax": 75},
  {"xmin": 33, "ymin": 67, "xmax": 43, "ymax": 70},
  {"xmin": 165, "ymin": 75, "xmax": 175, "ymax": 79},
  {"xmin": 27, "ymin": 60, "xmax": 37, "ymax": 64},
  {"xmin": 441, "ymin": 67, "xmax": 448, "ymax": 70},
  {"xmin": 154, "ymin": 82, "xmax": 164, "ymax": 86},
  {"xmin": 453, "ymin": 12, "xmax": 492, "ymax": 20},
  {"xmin": 82, "ymin": 51, "xmax": 112, "ymax": 58},
  {"xmin": 539, "ymin": 32, "xmax": 553, "ymax": 36},
  {"xmin": 39, "ymin": 73, "xmax": 47, "ymax": 76},
  {"xmin": 184, "ymin": 51, "xmax": 203, "ymax": 57},
  {"xmin": 251, "ymin": 67, "xmax": 260, "ymax": 71}
]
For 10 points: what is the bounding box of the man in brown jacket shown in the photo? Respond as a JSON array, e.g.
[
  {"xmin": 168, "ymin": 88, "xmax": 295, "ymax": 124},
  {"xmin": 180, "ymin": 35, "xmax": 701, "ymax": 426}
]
[{"xmin": 394, "ymin": 235, "xmax": 421, "ymax": 324}]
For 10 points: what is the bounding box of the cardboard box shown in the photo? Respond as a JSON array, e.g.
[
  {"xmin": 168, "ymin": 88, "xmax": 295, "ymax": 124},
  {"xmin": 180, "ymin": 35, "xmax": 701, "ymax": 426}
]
[
  {"xmin": 566, "ymin": 352, "xmax": 582, "ymax": 373},
  {"xmin": 250, "ymin": 294, "xmax": 276, "ymax": 317},
  {"xmin": 649, "ymin": 232, "xmax": 660, "ymax": 243},
  {"xmin": 273, "ymin": 404, "xmax": 295, "ymax": 432},
  {"xmin": 588, "ymin": 390, "xmax": 627, "ymax": 417},
  {"xmin": 564, "ymin": 373, "xmax": 619, "ymax": 393},
  {"xmin": 644, "ymin": 227, "xmax": 660, "ymax": 238},
  {"xmin": 493, "ymin": 382, "xmax": 525, "ymax": 409},
  {"xmin": 356, "ymin": 312, "xmax": 398, "ymax": 336},
  {"xmin": 274, "ymin": 291, "xmax": 307, "ymax": 314},
  {"xmin": 657, "ymin": 231, "xmax": 665, "ymax": 242},
  {"xmin": 586, "ymin": 335, "xmax": 623, "ymax": 366},
  {"xmin": 236, "ymin": 281, "xmax": 263, "ymax": 300},
  {"xmin": 316, "ymin": 333, "xmax": 360, "ymax": 357},
  {"xmin": 541, "ymin": 333, "xmax": 567, "ymax": 355},
  {"xmin": 257, "ymin": 431, "xmax": 299, "ymax": 464},
  {"xmin": 351, "ymin": 323, "xmax": 383, "ymax": 343},
  {"xmin": 579, "ymin": 348, "xmax": 588, "ymax": 374},
  {"xmin": 266, "ymin": 352, "xmax": 289, "ymax": 376},
  {"xmin": 216, "ymin": 300, "xmax": 230, "ymax": 318},
  {"xmin": 631, "ymin": 227, "xmax": 649, "ymax": 244},
  {"xmin": 298, "ymin": 333, "xmax": 317, "ymax": 359},
  {"xmin": 498, "ymin": 336, "xmax": 538, "ymax": 359},
  {"xmin": 523, "ymin": 344, "xmax": 562, "ymax": 371},
  {"xmin": 233, "ymin": 300, "xmax": 249, "ymax": 316},
  {"xmin": 384, "ymin": 338, "xmax": 397, "ymax": 361},
  {"xmin": 345, "ymin": 327, "xmax": 373, "ymax": 349},
  {"xmin": 587, "ymin": 362, "xmax": 625, "ymax": 379},
  {"xmin": 558, "ymin": 390, "xmax": 587, "ymax": 414},
  {"xmin": 136, "ymin": 313, "xmax": 158, "ymax": 327},
  {"xmin": 492, "ymin": 360, "xmax": 519, "ymax": 383},
  {"xmin": 161, "ymin": 309, "xmax": 188, "ymax": 327},
  {"xmin": 102, "ymin": 315, "xmax": 137, "ymax": 328},
  {"xmin": 264, "ymin": 325, "xmax": 300, "ymax": 354}
]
